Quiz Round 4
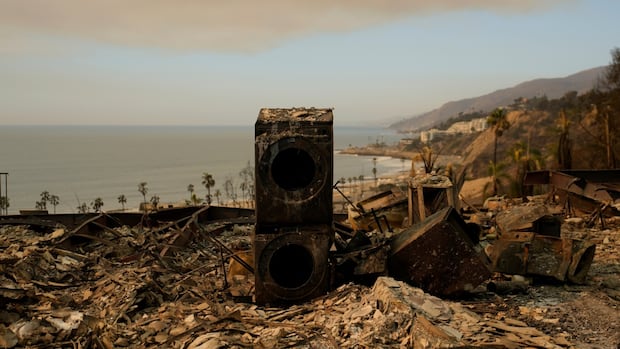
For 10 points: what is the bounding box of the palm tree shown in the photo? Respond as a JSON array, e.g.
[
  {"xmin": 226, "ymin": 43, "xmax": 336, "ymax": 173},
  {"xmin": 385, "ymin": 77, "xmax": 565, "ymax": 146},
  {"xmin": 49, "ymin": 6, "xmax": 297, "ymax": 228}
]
[
  {"xmin": 117, "ymin": 194, "xmax": 127, "ymax": 211},
  {"xmin": 187, "ymin": 184, "xmax": 195, "ymax": 203},
  {"xmin": 508, "ymin": 141, "xmax": 543, "ymax": 198},
  {"xmin": 138, "ymin": 182, "xmax": 148, "ymax": 205},
  {"xmin": 248, "ymin": 182, "xmax": 255, "ymax": 205},
  {"xmin": 601, "ymin": 47, "xmax": 620, "ymax": 168},
  {"xmin": 372, "ymin": 158, "xmax": 378, "ymax": 188},
  {"xmin": 49, "ymin": 195, "xmax": 60, "ymax": 214},
  {"xmin": 224, "ymin": 177, "xmax": 237, "ymax": 207},
  {"xmin": 484, "ymin": 161, "xmax": 509, "ymax": 198},
  {"xmin": 507, "ymin": 142, "xmax": 526, "ymax": 198},
  {"xmin": 150, "ymin": 195, "xmax": 160, "ymax": 211},
  {"xmin": 91, "ymin": 197, "xmax": 104, "ymax": 213},
  {"xmin": 187, "ymin": 184, "xmax": 196, "ymax": 205},
  {"xmin": 238, "ymin": 161, "xmax": 254, "ymax": 205},
  {"xmin": 214, "ymin": 189, "xmax": 222, "ymax": 206},
  {"xmin": 358, "ymin": 174, "xmax": 364, "ymax": 196},
  {"xmin": 416, "ymin": 145, "xmax": 441, "ymax": 174},
  {"xmin": 201, "ymin": 172, "xmax": 215, "ymax": 205},
  {"xmin": 77, "ymin": 202, "xmax": 88, "ymax": 213},
  {"xmin": 239, "ymin": 181, "xmax": 248, "ymax": 205},
  {"xmin": 557, "ymin": 109, "xmax": 572, "ymax": 169},
  {"xmin": 190, "ymin": 193, "xmax": 203, "ymax": 206},
  {"xmin": 487, "ymin": 108, "xmax": 510, "ymax": 196},
  {"xmin": 39, "ymin": 191, "xmax": 50, "ymax": 210}
]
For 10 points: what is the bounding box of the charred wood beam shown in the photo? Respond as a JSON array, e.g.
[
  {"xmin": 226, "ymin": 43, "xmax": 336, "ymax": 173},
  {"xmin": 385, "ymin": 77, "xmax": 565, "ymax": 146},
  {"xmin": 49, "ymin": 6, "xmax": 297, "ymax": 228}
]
[{"xmin": 192, "ymin": 222, "xmax": 254, "ymax": 275}]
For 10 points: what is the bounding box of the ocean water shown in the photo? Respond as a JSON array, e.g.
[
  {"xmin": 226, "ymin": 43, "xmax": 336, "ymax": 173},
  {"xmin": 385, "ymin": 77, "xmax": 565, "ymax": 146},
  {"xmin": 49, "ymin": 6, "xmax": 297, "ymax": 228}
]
[{"xmin": 0, "ymin": 125, "xmax": 405, "ymax": 214}]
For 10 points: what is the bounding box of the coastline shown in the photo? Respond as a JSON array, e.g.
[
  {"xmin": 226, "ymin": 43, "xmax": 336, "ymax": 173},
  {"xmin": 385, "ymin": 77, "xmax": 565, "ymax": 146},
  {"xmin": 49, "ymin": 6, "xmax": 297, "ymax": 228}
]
[
  {"xmin": 339, "ymin": 146, "xmax": 463, "ymax": 172},
  {"xmin": 0, "ymin": 126, "xmax": 395, "ymax": 215},
  {"xmin": 338, "ymin": 145, "xmax": 487, "ymax": 207},
  {"xmin": 338, "ymin": 146, "xmax": 417, "ymax": 160}
]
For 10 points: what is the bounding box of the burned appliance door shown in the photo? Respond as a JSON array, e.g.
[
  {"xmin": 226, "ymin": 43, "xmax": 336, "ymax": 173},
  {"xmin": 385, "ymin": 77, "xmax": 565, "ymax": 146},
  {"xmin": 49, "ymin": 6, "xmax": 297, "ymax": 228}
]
[
  {"xmin": 253, "ymin": 227, "xmax": 332, "ymax": 304},
  {"xmin": 255, "ymin": 108, "xmax": 333, "ymax": 227}
]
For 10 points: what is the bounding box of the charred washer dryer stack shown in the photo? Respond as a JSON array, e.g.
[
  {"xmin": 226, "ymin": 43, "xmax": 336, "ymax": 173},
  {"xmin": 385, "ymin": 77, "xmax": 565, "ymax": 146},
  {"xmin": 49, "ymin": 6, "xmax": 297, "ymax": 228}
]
[{"xmin": 253, "ymin": 108, "xmax": 334, "ymax": 304}]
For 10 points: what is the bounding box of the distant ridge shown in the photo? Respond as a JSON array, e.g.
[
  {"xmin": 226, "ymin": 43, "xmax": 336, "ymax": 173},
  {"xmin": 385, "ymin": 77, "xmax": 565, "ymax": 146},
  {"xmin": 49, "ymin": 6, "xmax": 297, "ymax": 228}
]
[{"xmin": 389, "ymin": 66, "xmax": 606, "ymax": 131}]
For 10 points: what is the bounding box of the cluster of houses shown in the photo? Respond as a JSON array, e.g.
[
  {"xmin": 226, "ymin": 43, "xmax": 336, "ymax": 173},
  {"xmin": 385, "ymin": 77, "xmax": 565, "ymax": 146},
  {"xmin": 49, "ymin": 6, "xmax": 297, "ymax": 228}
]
[
  {"xmin": 419, "ymin": 117, "xmax": 488, "ymax": 143},
  {"xmin": 399, "ymin": 117, "xmax": 488, "ymax": 147}
]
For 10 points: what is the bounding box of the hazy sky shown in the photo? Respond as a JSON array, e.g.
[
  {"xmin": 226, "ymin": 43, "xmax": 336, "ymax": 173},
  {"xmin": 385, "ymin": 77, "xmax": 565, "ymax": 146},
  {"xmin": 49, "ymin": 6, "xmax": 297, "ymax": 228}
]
[{"xmin": 1, "ymin": 0, "xmax": 618, "ymax": 126}]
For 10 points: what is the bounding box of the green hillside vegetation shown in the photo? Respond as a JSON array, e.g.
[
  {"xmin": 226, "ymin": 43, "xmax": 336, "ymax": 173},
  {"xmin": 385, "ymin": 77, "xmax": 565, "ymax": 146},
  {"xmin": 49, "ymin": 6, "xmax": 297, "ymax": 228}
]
[{"xmin": 406, "ymin": 48, "xmax": 620, "ymax": 199}]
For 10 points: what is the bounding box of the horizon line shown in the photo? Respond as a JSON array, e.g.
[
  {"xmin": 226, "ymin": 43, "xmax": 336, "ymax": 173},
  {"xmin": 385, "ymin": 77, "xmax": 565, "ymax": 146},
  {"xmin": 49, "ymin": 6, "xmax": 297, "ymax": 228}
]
[{"xmin": 0, "ymin": 123, "xmax": 392, "ymax": 129}]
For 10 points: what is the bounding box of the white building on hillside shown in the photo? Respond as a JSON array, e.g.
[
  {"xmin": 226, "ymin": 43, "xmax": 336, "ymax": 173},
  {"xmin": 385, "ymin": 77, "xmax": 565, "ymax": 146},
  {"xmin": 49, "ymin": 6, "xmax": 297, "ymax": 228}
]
[
  {"xmin": 420, "ymin": 117, "xmax": 487, "ymax": 143},
  {"xmin": 446, "ymin": 118, "xmax": 488, "ymax": 133}
]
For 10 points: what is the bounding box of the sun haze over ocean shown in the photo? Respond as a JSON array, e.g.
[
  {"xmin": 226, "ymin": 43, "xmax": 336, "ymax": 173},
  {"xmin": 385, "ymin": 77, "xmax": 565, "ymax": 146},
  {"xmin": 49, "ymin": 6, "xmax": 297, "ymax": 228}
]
[{"xmin": 1, "ymin": 0, "xmax": 619, "ymax": 127}]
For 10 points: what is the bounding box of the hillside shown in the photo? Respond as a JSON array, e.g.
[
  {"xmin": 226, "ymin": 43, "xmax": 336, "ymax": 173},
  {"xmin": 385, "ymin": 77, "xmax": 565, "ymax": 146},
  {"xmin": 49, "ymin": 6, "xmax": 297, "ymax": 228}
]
[
  {"xmin": 459, "ymin": 110, "xmax": 551, "ymax": 177},
  {"xmin": 389, "ymin": 66, "xmax": 605, "ymax": 132}
]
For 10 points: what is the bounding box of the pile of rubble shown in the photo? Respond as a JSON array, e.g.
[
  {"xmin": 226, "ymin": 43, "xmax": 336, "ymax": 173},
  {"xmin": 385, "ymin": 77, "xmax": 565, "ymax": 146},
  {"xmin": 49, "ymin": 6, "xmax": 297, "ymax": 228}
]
[{"xmin": 1, "ymin": 200, "xmax": 619, "ymax": 348}]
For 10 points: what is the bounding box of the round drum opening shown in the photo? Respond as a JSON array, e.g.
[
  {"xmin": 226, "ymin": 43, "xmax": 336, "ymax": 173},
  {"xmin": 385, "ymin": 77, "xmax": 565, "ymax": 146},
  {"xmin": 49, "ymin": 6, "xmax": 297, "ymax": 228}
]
[
  {"xmin": 269, "ymin": 244, "xmax": 314, "ymax": 289},
  {"xmin": 271, "ymin": 148, "xmax": 316, "ymax": 190}
]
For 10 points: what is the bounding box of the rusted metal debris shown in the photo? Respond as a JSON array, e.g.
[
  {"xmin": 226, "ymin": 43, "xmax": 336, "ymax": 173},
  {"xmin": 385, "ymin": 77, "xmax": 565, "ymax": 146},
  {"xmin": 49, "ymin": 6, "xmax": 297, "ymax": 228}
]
[
  {"xmin": 339, "ymin": 173, "xmax": 495, "ymax": 297},
  {"xmin": 3, "ymin": 212, "xmax": 613, "ymax": 347},
  {"xmin": 0, "ymin": 206, "xmax": 254, "ymax": 234},
  {"xmin": 524, "ymin": 169, "xmax": 620, "ymax": 216},
  {"xmin": 0, "ymin": 206, "xmax": 260, "ymax": 348},
  {"xmin": 486, "ymin": 203, "xmax": 597, "ymax": 283},
  {"xmin": 486, "ymin": 231, "xmax": 596, "ymax": 284},
  {"xmin": 0, "ymin": 194, "xmax": 613, "ymax": 347},
  {"xmin": 346, "ymin": 189, "xmax": 407, "ymax": 232},
  {"xmin": 332, "ymin": 225, "xmax": 390, "ymax": 284},
  {"xmin": 389, "ymin": 207, "xmax": 492, "ymax": 296},
  {"xmin": 365, "ymin": 169, "xmax": 592, "ymax": 292},
  {"xmin": 494, "ymin": 204, "xmax": 562, "ymax": 237}
]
